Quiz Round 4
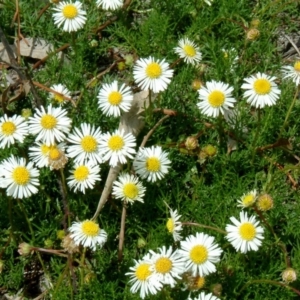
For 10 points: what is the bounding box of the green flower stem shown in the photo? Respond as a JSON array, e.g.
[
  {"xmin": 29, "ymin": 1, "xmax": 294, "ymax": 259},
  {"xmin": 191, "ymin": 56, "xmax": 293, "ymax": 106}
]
[
  {"xmin": 217, "ymin": 115, "xmax": 226, "ymax": 150},
  {"xmin": 182, "ymin": 222, "xmax": 227, "ymax": 235},
  {"xmin": 17, "ymin": 198, "xmax": 34, "ymax": 241},
  {"xmin": 8, "ymin": 197, "xmax": 16, "ymax": 242},
  {"xmin": 118, "ymin": 203, "xmax": 127, "ymax": 262},
  {"xmin": 53, "ymin": 263, "xmax": 70, "ymax": 298},
  {"xmin": 79, "ymin": 247, "xmax": 87, "ymax": 298},
  {"xmin": 278, "ymin": 86, "xmax": 299, "ymax": 138},
  {"xmin": 59, "ymin": 169, "xmax": 71, "ymax": 229},
  {"xmin": 253, "ymin": 206, "xmax": 277, "ymax": 239},
  {"xmin": 238, "ymin": 279, "xmax": 300, "ymax": 297},
  {"xmin": 251, "ymin": 108, "xmax": 261, "ymax": 163},
  {"xmin": 17, "ymin": 198, "xmax": 51, "ymax": 288},
  {"xmin": 254, "ymin": 207, "xmax": 289, "ymax": 267}
]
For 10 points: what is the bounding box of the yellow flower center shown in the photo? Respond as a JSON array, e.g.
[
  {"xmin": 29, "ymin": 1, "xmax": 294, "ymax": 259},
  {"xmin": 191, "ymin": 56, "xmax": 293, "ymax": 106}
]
[
  {"xmin": 81, "ymin": 220, "xmax": 99, "ymax": 237},
  {"xmin": 2, "ymin": 121, "xmax": 16, "ymax": 136},
  {"xmin": 190, "ymin": 245, "xmax": 208, "ymax": 264},
  {"xmin": 166, "ymin": 218, "xmax": 174, "ymax": 233},
  {"xmin": 62, "ymin": 4, "xmax": 78, "ymax": 19},
  {"xmin": 135, "ymin": 263, "xmax": 151, "ymax": 281},
  {"xmin": 239, "ymin": 222, "xmax": 256, "ymax": 241},
  {"xmin": 145, "ymin": 62, "xmax": 162, "ymax": 79},
  {"xmin": 12, "ymin": 166, "xmax": 30, "ymax": 185},
  {"xmin": 123, "ymin": 183, "xmax": 138, "ymax": 199},
  {"xmin": 41, "ymin": 144, "xmax": 50, "ymax": 155},
  {"xmin": 108, "ymin": 135, "xmax": 124, "ymax": 151},
  {"xmin": 49, "ymin": 146, "xmax": 61, "ymax": 160},
  {"xmin": 183, "ymin": 45, "xmax": 196, "ymax": 57},
  {"xmin": 74, "ymin": 166, "xmax": 89, "ymax": 181},
  {"xmin": 253, "ymin": 79, "xmax": 271, "ymax": 95},
  {"xmin": 108, "ymin": 91, "xmax": 122, "ymax": 106},
  {"xmin": 293, "ymin": 61, "xmax": 300, "ymax": 72},
  {"xmin": 155, "ymin": 257, "xmax": 172, "ymax": 274},
  {"xmin": 146, "ymin": 157, "xmax": 160, "ymax": 172},
  {"xmin": 41, "ymin": 114, "xmax": 57, "ymax": 130},
  {"xmin": 54, "ymin": 93, "xmax": 64, "ymax": 103},
  {"xmin": 81, "ymin": 136, "xmax": 97, "ymax": 153},
  {"xmin": 242, "ymin": 194, "xmax": 255, "ymax": 207},
  {"xmin": 208, "ymin": 91, "xmax": 225, "ymax": 108}
]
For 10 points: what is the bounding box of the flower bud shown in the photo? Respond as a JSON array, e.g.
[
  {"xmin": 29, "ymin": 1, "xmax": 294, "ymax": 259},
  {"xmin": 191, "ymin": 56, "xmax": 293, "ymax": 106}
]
[
  {"xmin": 203, "ymin": 144, "xmax": 217, "ymax": 157},
  {"xmin": 56, "ymin": 230, "xmax": 65, "ymax": 240},
  {"xmin": 246, "ymin": 28, "xmax": 260, "ymax": 41},
  {"xmin": 210, "ymin": 283, "xmax": 222, "ymax": 297},
  {"xmin": 282, "ymin": 268, "xmax": 297, "ymax": 284},
  {"xmin": 185, "ymin": 136, "xmax": 199, "ymax": 151},
  {"xmin": 89, "ymin": 39, "xmax": 98, "ymax": 48},
  {"xmin": 137, "ymin": 237, "xmax": 146, "ymax": 248},
  {"xmin": 192, "ymin": 79, "xmax": 203, "ymax": 90},
  {"xmin": 18, "ymin": 242, "xmax": 33, "ymax": 256},
  {"xmin": 61, "ymin": 234, "xmax": 79, "ymax": 254},
  {"xmin": 250, "ymin": 18, "xmax": 260, "ymax": 28},
  {"xmin": 21, "ymin": 108, "xmax": 32, "ymax": 120},
  {"xmin": 257, "ymin": 193, "xmax": 273, "ymax": 211},
  {"xmin": 44, "ymin": 238, "xmax": 53, "ymax": 248}
]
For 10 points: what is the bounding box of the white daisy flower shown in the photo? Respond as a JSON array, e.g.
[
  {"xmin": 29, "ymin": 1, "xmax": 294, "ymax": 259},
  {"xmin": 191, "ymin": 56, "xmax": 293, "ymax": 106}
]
[
  {"xmin": 53, "ymin": 1, "xmax": 86, "ymax": 32},
  {"xmin": 28, "ymin": 142, "xmax": 67, "ymax": 168},
  {"xmin": 133, "ymin": 56, "xmax": 174, "ymax": 93},
  {"xmin": 225, "ymin": 211, "xmax": 264, "ymax": 253},
  {"xmin": 69, "ymin": 219, "xmax": 107, "ymax": 250},
  {"xmin": 126, "ymin": 254, "xmax": 162, "ymax": 299},
  {"xmin": 188, "ymin": 292, "xmax": 220, "ymax": 300},
  {"xmin": 112, "ymin": 173, "xmax": 146, "ymax": 204},
  {"xmin": 179, "ymin": 232, "xmax": 223, "ymax": 277},
  {"xmin": 282, "ymin": 60, "xmax": 300, "ymax": 86},
  {"xmin": 197, "ymin": 80, "xmax": 236, "ymax": 118},
  {"xmin": 67, "ymin": 123, "xmax": 102, "ymax": 165},
  {"xmin": 28, "ymin": 104, "xmax": 72, "ymax": 146},
  {"xmin": 96, "ymin": 0, "xmax": 123, "ymax": 10},
  {"xmin": 0, "ymin": 155, "xmax": 40, "ymax": 199},
  {"xmin": 241, "ymin": 72, "xmax": 281, "ymax": 108},
  {"xmin": 50, "ymin": 84, "xmax": 71, "ymax": 105},
  {"xmin": 97, "ymin": 80, "xmax": 133, "ymax": 117},
  {"xmin": 166, "ymin": 208, "xmax": 183, "ymax": 241},
  {"xmin": 99, "ymin": 129, "xmax": 136, "ymax": 167},
  {"xmin": 0, "ymin": 114, "xmax": 29, "ymax": 148},
  {"xmin": 174, "ymin": 38, "xmax": 202, "ymax": 65},
  {"xmin": 133, "ymin": 146, "xmax": 171, "ymax": 182},
  {"xmin": 147, "ymin": 246, "xmax": 186, "ymax": 287},
  {"xmin": 67, "ymin": 162, "xmax": 101, "ymax": 194},
  {"xmin": 237, "ymin": 189, "xmax": 257, "ymax": 209}
]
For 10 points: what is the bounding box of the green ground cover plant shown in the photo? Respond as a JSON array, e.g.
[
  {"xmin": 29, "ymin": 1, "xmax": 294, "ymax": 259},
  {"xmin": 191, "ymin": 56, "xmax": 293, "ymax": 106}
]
[{"xmin": 1, "ymin": 0, "xmax": 300, "ymax": 299}]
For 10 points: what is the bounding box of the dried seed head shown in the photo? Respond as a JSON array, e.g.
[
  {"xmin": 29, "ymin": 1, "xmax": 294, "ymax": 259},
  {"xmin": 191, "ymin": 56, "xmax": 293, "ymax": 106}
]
[
  {"xmin": 185, "ymin": 136, "xmax": 199, "ymax": 151},
  {"xmin": 246, "ymin": 28, "xmax": 260, "ymax": 41}
]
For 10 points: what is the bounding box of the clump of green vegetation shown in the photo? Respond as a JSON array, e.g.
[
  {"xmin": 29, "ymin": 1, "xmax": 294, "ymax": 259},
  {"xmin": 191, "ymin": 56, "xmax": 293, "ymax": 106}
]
[{"xmin": 1, "ymin": 0, "xmax": 300, "ymax": 299}]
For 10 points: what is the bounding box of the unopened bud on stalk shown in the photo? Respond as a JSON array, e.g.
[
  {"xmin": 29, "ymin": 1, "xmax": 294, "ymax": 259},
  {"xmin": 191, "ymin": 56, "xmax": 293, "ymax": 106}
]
[
  {"xmin": 18, "ymin": 242, "xmax": 33, "ymax": 256},
  {"xmin": 282, "ymin": 268, "xmax": 297, "ymax": 284},
  {"xmin": 246, "ymin": 28, "xmax": 260, "ymax": 41},
  {"xmin": 185, "ymin": 136, "xmax": 199, "ymax": 151},
  {"xmin": 257, "ymin": 193, "xmax": 274, "ymax": 211}
]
